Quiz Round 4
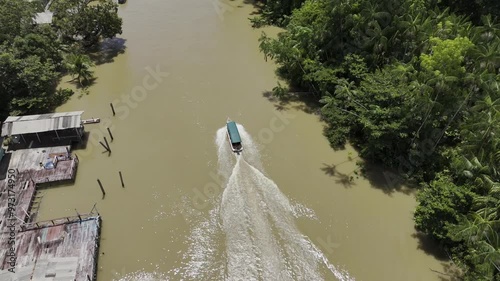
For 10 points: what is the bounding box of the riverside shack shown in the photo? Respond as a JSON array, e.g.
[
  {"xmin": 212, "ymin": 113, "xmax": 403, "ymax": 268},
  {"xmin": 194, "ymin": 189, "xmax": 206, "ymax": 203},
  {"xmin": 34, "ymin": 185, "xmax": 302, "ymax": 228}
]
[{"xmin": 1, "ymin": 111, "xmax": 85, "ymax": 148}]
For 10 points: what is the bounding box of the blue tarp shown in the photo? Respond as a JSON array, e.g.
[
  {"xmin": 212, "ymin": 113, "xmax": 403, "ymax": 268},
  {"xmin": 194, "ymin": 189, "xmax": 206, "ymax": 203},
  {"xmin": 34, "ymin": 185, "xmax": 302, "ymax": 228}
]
[
  {"xmin": 226, "ymin": 121, "xmax": 241, "ymax": 144},
  {"xmin": 44, "ymin": 160, "xmax": 54, "ymax": 170}
]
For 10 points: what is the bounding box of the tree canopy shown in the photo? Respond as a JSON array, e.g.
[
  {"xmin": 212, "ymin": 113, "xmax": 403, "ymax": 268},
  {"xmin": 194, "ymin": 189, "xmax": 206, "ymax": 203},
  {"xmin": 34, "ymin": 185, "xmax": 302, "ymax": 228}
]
[
  {"xmin": 256, "ymin": 0, "xmax": 500, "ymax": 279},
  {"xmin": 0, "ymin": 0, "xmax": 122, "ymax": 121}
]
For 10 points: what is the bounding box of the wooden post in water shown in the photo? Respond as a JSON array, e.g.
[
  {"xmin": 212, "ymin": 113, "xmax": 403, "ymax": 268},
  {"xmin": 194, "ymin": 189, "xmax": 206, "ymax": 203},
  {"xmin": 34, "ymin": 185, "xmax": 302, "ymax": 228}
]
[
  {"xmin": 107, "ymin": 127, "xmax": 114, "ymax": 141},
  {"xmin": 110, "ymin": 103, "xmax": 116, "ymax": 116},
  {"xmin": 104, "ymin": 137, "xmax": 111, "ymax": 153},
  {"xmin": 97, "ymin": 179, "xmax": 106, "ymax": 198},
  {"xmin": 99, "ymin": 141, "xmax": 110, "ymax": 152},
  {"xmin": 75, "ymin": 209, "xmax": 82, "ymax": 222},
  {"xmin": 91, "ymin": 203, "xmax": 100, "ymax": 216},
  {"xmin": 119, "ymin": 171, "xmax": 124, "ymax": 187}
]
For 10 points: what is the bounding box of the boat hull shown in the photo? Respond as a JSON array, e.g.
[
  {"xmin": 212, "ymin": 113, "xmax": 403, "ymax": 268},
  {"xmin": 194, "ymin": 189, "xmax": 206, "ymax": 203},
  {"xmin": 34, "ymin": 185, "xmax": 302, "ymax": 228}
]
[{"xmin": 82, "ymin": 118, "xmax": 100, "ymax": 125}]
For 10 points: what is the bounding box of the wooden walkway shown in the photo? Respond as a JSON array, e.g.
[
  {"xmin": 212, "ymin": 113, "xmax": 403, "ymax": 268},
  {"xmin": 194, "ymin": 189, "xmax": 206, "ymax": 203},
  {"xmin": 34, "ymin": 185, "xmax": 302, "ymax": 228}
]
[
  {"xmin": 0, "ymin": 145, "xmax": 101, "ymax": 280},
  {"xmin": 8, "ymin": 146, "xmax": 78, "ymax": 185},
  {"xmin": 0, "ymin": 215, "xmax": 101, "ymax": 280},
  {"xmin": 0, "ymin": 173, "xmax": 37, "ymax": 234}
]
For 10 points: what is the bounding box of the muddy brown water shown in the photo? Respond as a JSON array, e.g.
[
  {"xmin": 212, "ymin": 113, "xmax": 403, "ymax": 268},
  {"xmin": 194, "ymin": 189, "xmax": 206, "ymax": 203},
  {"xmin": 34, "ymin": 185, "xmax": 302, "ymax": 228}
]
[{"xmin": 36, "ymin": 0, "xmax": 452, "ymax": 280}]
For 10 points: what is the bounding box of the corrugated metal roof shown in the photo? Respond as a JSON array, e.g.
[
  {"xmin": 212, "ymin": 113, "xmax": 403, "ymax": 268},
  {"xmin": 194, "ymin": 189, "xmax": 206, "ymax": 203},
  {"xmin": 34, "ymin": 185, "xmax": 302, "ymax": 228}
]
[
  {"xmin": 34, "ymin": 11, "xmax": 53, "ymax": 25},
  {"xmin": 227, "ymin": 121, "xmax": 241, "ymax": 143},
  {"xmin": 1, "ymin": 111, "xmax": 84, "ymax": 137},
  {"xmin": 0, "ymin": 257, "xmax": 78, "ymax": 280}
]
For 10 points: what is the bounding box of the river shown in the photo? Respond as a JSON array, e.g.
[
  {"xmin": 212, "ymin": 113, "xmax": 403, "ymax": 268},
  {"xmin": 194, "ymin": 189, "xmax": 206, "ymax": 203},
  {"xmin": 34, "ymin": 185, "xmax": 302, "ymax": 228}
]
[{"xmin": 36, "ymin": 0, "xmax": 452, "ymax": 280}]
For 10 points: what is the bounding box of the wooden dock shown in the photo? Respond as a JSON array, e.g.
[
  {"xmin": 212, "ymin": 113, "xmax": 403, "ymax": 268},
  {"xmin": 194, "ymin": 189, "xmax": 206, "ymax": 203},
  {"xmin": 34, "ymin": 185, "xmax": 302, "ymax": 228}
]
[
  {"xmin": 0, "ymin": 215, "xmax": 101, "ymax": 280},
  {"xmin": 0, "ymin": 172, "xmax": 37, "ymax": 232},
  {"xmin": 8, "ymin": 146, "xmax": 78, "ymax": 185},
  {"xmin": 0, "ymin": 145, "xmax": 101, "ymax": 280},
  {"xmin": 82, "ymin": 118, "xmax": 100, "ymax": 125}
]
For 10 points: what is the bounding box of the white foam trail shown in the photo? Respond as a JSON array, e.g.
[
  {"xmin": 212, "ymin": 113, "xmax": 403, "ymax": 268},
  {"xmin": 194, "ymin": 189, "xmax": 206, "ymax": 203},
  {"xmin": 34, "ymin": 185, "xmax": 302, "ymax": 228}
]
[
  {"xmin": 174, "ymin": 124, "xmax": 354, "ymax": 281},
  {"xmin": 112, "ymin": 269, "xmax": 169, "ymax": 281},
  {"xmin": 216, "ymin": 127, "xmax": 235, "ymax": 181},
  {"xmin": 179, "ymin": 205, "xmax": 224, "ymax": 280},
  {"xmin": 235, "ymin": 124, "xmax": 263, "ymax": 171},
  {"xmin": 221, "ymin": 158, "xmax": 285, "ymax": 280}
]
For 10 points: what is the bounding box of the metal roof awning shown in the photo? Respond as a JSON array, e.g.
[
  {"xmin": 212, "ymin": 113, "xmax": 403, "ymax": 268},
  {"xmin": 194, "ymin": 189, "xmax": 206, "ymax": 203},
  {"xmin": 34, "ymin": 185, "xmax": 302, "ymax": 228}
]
[
  {"xmin": 1, "ymin": 111, "xmax": 84, "ymax": 137},
  {"xmin": 34, "ymin": 11, "xmax": 53, "ymax": 25}
]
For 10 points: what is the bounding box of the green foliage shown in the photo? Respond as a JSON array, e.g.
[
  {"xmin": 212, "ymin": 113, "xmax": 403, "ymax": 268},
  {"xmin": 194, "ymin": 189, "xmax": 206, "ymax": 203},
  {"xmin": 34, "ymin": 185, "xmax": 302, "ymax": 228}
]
[
  {"xmin": 439, "ymin": 0, "xmax": 500, "ymax": 24},
  {"xmin": 319, "ymin": 63, "xmax": 435, "ymax": 168},
  {"xmin": 259, "ymin": 0, "xmax": 500, "ymax": 278},
  {"xmin": 52, "ymin": 0, "xmax": 122, "ymax": 47},
  {"xmin": 252, "ymin": 0, "xmax": 306, "ymax": 27},
  {"xmin": 414, "ymin": 175, "xmax": 474, "ymax": 242},
  {"xmin": 0, "ymin": 0, "xmax": 35, "ymax": 44},
  {"xmin": 271, "ymin": 82, "xmax": 288, "ymax": 99},
  {"xmin": 0, "ymin": 0, "xmax": 122, "ymax": 121},
  {"xmin": 420, "ymin": 36, "xmax": 474, "ymax": 77},
  {"xmin": 448, "ymin": 212, "xmax": 500, "ymax": 280},
  {"xmin": 12, "ymin": 27, "xmax": 63, "ymax": 67},
  {"xmin": 65, "ymin": 53, "xmax": 95, "ymax": 86}
]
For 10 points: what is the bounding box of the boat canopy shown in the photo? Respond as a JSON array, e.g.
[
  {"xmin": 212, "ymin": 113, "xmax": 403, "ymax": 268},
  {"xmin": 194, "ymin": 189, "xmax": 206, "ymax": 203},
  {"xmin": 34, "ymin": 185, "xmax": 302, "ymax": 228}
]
[{"xmin": 226, "ymin": 121, "xmax": 241, "ymax": 144}]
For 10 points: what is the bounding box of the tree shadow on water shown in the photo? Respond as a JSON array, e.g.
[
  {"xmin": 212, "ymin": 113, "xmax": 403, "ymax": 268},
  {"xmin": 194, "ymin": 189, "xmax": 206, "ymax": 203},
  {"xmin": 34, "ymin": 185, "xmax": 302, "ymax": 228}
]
[
  {"xmin": 361, "ymin": 161, "xmax": 415, "ymax": 196},
  {"xmin": 320, "ymin": 163, "xmax": 356, "ymax": 188},
  {"xmin": 262, "ymin": 90, "xmax": 322, "ymax": 114},
  {"xmin": 435, "ymin": 262, "xmax": 463, "ymax": 281},
  {"xmin": 412, "ymin": 232, "xmax": 449, "ymax": 261},
  {"xmin": 242, "ymin": 0, "xmax": 265, "ymax": 15},
  {"xmin": 67, "ymin": 77, "xmax": 97, "ymax": 89},
  {"xmin": 87, "ymin": 37, "xmax": 127, "ymax": 65},
  {"xmin": 411, "ymin": 233, "xmax": 463, "ymax": 280}
]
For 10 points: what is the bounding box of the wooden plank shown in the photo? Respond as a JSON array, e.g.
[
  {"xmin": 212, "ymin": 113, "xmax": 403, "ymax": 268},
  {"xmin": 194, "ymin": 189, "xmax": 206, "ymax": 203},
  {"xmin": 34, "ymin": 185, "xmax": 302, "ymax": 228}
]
[
  {"xmin": 7, "ymin": 146, "xmax": 78, "ymax": 185},
  {"xmin": 0, "ymin": 173, "xmax": 36, "ymax": 235},
  {"xmin": 0, "ymin": 216, "xmax": 101, "ymax": 280}
]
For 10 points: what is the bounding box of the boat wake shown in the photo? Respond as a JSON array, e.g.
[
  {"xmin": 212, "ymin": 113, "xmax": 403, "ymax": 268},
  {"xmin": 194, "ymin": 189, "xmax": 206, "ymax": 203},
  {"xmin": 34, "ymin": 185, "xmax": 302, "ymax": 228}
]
[{"xmin": 173, "ymin": 124, "xmax": 354, "ymax": 281}]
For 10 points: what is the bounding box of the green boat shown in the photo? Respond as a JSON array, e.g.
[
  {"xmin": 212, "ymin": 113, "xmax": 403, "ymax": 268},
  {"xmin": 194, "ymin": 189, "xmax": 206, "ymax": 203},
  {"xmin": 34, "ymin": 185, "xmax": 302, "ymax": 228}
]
[{"xmin": 226, "ymin": 118, "xmax": 243, "ymax": 153}]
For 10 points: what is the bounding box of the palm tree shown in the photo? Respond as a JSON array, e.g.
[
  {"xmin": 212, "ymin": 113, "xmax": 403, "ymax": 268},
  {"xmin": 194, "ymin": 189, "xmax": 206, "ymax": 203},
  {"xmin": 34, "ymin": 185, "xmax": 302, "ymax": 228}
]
[
  {"xmin": 471, "ymin": 41, "xmax": 500, "ymax": 72},
  {"xmin": 472, "ymin": 95, "xmax": 500, "ymax": 115},
  {"xmin": 473, "ymin": 15, "xmax": 500, "ymax": 44},
  {"xmin": 451, "ymin": 212, "xmax": 499, "ymax": 245},
  {"xmin": 319, "ymin": 90, "xmax": 361, "ymax": 119},
  {"xmin": 462, "ymin": 95, "xmax": 500, "ymax": 173},
  {"xmin": 65, "ymin": 53, "xmax": 95, "ymax": 86},
  {"xmin": 477, "ymin": 73, "xmax": 500, "ymax": 95},
  {"xmin": 450, "ymin": 211, "xmax": 500, "ymax": 277},
  {"xmin": 363, "ymin": 20, "xmax": 389, "ymax": 60}
]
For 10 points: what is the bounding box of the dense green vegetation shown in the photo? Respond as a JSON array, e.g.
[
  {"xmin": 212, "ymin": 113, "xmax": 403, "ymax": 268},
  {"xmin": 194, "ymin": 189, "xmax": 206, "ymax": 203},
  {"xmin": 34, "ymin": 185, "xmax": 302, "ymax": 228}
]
[
  {"xmin": 256, "ymin": 0, "xmax": 500, "ymax": 279},
  {"xmin": 0, "ymin": 0, "xmax": 122, "ymax": 120}
]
